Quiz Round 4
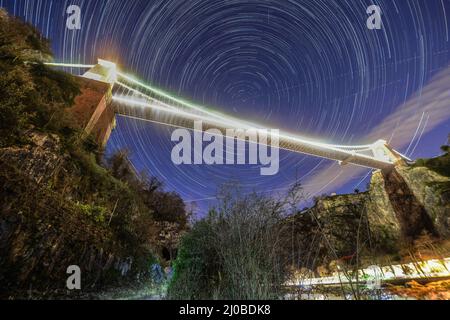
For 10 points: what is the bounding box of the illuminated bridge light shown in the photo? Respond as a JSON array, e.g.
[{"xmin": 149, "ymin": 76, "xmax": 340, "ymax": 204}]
[{"xmin": 45, "ymin": 60, "xmax": 411, "ymax": 170}]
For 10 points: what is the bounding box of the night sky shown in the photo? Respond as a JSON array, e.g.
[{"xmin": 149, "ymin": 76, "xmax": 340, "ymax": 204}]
[{"xmin": 3, "ymin": 0, "xmax": 450, "ymax": 215}]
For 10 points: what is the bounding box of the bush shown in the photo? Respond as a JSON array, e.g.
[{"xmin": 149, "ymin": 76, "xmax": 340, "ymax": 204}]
[
  {"xmin": 76, "ymin": 203, "xmax": 108, "ymax": 224},
  {"xmin": 414, "ymin": 150, "xmax": 450, "ymax": 177},
  {"xmin": 107, "ymin": 150, "xmax": 189, "ymax": 227},
  {"xmin": 167, "ymin": 219, "xmax": 217, "ymax": 299},
  {"xmin": 168, "ymin": 185, "xmax": 301, "ymax": 300}
]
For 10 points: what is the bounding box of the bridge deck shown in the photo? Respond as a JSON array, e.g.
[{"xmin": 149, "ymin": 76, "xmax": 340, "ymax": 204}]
[{"xmin": 114, "ymin": 103, "xmax": 394, "ymax": 171}]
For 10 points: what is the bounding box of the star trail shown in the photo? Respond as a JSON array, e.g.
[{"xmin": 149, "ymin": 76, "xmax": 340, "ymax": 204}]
[{"xmin": 2, "ymin": 0, "xmax": 450, "ymax": 215}]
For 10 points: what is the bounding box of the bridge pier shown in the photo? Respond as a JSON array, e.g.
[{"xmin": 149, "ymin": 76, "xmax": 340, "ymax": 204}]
[{"xmin": 69, "ymin": 59, "xmax": 117, "ymax": 148}]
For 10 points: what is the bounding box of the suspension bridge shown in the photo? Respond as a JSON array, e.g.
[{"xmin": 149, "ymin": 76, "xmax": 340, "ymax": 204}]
[{"xmin": 45, "ymin": 59, "xmax": 410, "ymax": 171}]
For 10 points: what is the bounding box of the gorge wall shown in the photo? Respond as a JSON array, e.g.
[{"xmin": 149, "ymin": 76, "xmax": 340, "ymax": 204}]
[
  {"xmin": 286, "ymin": 160, "xmax": 450, "ymax": 272},
  {"xmin": 0, "ymin": 132, "xmax": 145, "ymax": 298},
  {"xmin": 0, "ymin": 130, "xmax": 188, "ymax": 298}
]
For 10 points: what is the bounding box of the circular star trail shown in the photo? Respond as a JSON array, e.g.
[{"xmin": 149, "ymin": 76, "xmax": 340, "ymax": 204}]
[{"xmin": 4, "ymin": 0, "xmax": 450, "ymax": 215}]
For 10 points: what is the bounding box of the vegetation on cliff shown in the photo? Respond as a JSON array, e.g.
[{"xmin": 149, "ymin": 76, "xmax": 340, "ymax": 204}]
[
  {"xmin": 0, "ymin": 11, "xmax": 79, "ymax": 148},
  {"xmin": 0, "ymin": 10, "xmax": 187, "ymax": 298},
  {"xmin": 414, "ymin": 139, "xmax": 450, "ymax": 178}
]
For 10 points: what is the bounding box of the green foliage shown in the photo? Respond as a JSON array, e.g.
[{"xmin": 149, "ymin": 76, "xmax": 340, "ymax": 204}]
[
  {"xmin": 168, "ymin": 219, "xmax": 217, "ymax": 299},
  {"xmin": 0, "ymin": 61, "xmax": 81, "ymax": 147},
  {"xmin": 144, "ymin": 190, "xmax": 187, "ymax": 225},
  {"xmin": 0, "ymin": 63, "xmax": 35, "ymax": 144},
  {"xmin": 0, "ymin": 11, "xmax": 51, "ymax": 61},
  {"xmin": 168, "ymin": 188, "xmax": 295, "ymax": 300},
  {"xmin": 76, "ymin": 203, "xmax": 108, "ymax": 224},
  {"xmin": 107, "ymin": 150, "xmax": 189, "ymax": 227},
  {"xmin": 30, "ymin": 63, "xmax": 80, "ymax": 107},
  {"xmin": 0, "ymin": 11, "xmax": 188, "ymax": 296},
  {"xmin": 413, "ymin": 151, "xmax": 450, "ymax": 177},
  {"xmin": 108, "ymin": 149, "xmax": 136, "ymax": 182},
  {"xmin": 0, "ymin": 12, "xmax": 80, "ymax": 148}
]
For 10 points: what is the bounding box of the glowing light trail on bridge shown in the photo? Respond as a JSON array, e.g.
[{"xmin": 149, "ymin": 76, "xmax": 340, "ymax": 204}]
[{"xmin": 45, "ymin": 60, "xmax": 409, "ymax": 170}]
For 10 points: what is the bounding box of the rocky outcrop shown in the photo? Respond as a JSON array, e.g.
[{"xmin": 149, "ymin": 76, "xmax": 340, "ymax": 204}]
[
  {"xmin": 381, "ymin": 168, "xmax": 438, "ymax": 241},
  {"xmin": 0, "ymin": 132, "xmax": 150, "ymax": 298},
  {"xmin": 285, "ymin": 191, "xmax": 401, "ymax": 271},
  {"xmin": 0, "ymin": 160, "xmax": 137, "ymax": 298},
  {"xmin": 286, "ymin": 163, "xmax": 450, "ymax": 272},
  {"xmin": 395, "ymin": 166, "xmax": 450, "ymax": 238},
  {"xmin": 0, "ymin": 131, "xmax": 64, "ymax": 184},
  {"xmin": 365, "ymin": 171, "xmax": 402, "ymax": 249}
]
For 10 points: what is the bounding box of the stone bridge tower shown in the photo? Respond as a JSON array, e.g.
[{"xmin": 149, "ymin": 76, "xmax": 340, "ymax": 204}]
[{"xmin": 70, "ymin": 59, "xmax": 117, "ymax": 148}]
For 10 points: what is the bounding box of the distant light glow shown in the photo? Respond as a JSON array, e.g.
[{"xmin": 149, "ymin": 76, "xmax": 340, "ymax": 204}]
[{"xmin": 288, "ymin": 257, "xmax": 450, "ymax": 287}]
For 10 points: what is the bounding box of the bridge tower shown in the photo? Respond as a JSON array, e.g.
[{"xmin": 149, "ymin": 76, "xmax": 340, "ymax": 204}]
[
  {"xmin": 69, "ymin": 59, "xmax": 118, "ymax": 148},
  {"xmin": 371, "ymin": 139, "xmax": 410, "ymax": 167}
]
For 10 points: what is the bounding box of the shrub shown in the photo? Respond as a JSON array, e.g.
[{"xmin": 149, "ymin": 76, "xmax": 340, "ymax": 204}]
[
  {"xmin": 167, "ymin": 219, "xmax": 217, "ymax": 299},
  {"xmin": 168, "ymin": 185, "xmax": 301, "ymax": 300},
  {"xmin": 107, "ymin": 150, "xmax": 189, "ymax": 227},
  {"xmin": 76, "ymin": 203, "xmax": 108, "ymax": 224}
]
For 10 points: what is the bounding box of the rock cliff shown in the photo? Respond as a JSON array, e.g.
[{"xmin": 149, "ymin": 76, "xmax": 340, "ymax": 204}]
[{"xmin": 286, "ymin": 156, "xmax": 450, "ymax": 272}]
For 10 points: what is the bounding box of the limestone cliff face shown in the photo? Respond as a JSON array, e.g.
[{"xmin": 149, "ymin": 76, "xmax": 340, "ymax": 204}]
[
  {"xmin": 395, "ymin": 166, "xmax": 450, "ymax": 237},
  {"xmin": 0, "ymin": 132, "xmax": 151, "ymax": 297},
  {"xmin": 284, "ymin": 193, "xmax": 372, "ymax": 270},
  {"xmin": 382, "ymin": 168, "xmax": 438, "ymax": 241},
  {"xmin": 312, "ymin": 193, "xmax": 369, "ymax": 257},
  {"xmin": 0, "ymin": 131, "xmax": 64, "ymax": 185},
  {"xmin": 286, "ymin": 163, "xmax": 450, "ymax": 271},
  {"xmin": 366, "ymin": 165, "xmax": 448, "ymax": 244},
  {"xmin": 365, "ymin": 171, "xmax": 402, "ymax": 248},
  {"xmin": 0, "ymin": 129, "xmax": 189, "ymax": 297}
]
